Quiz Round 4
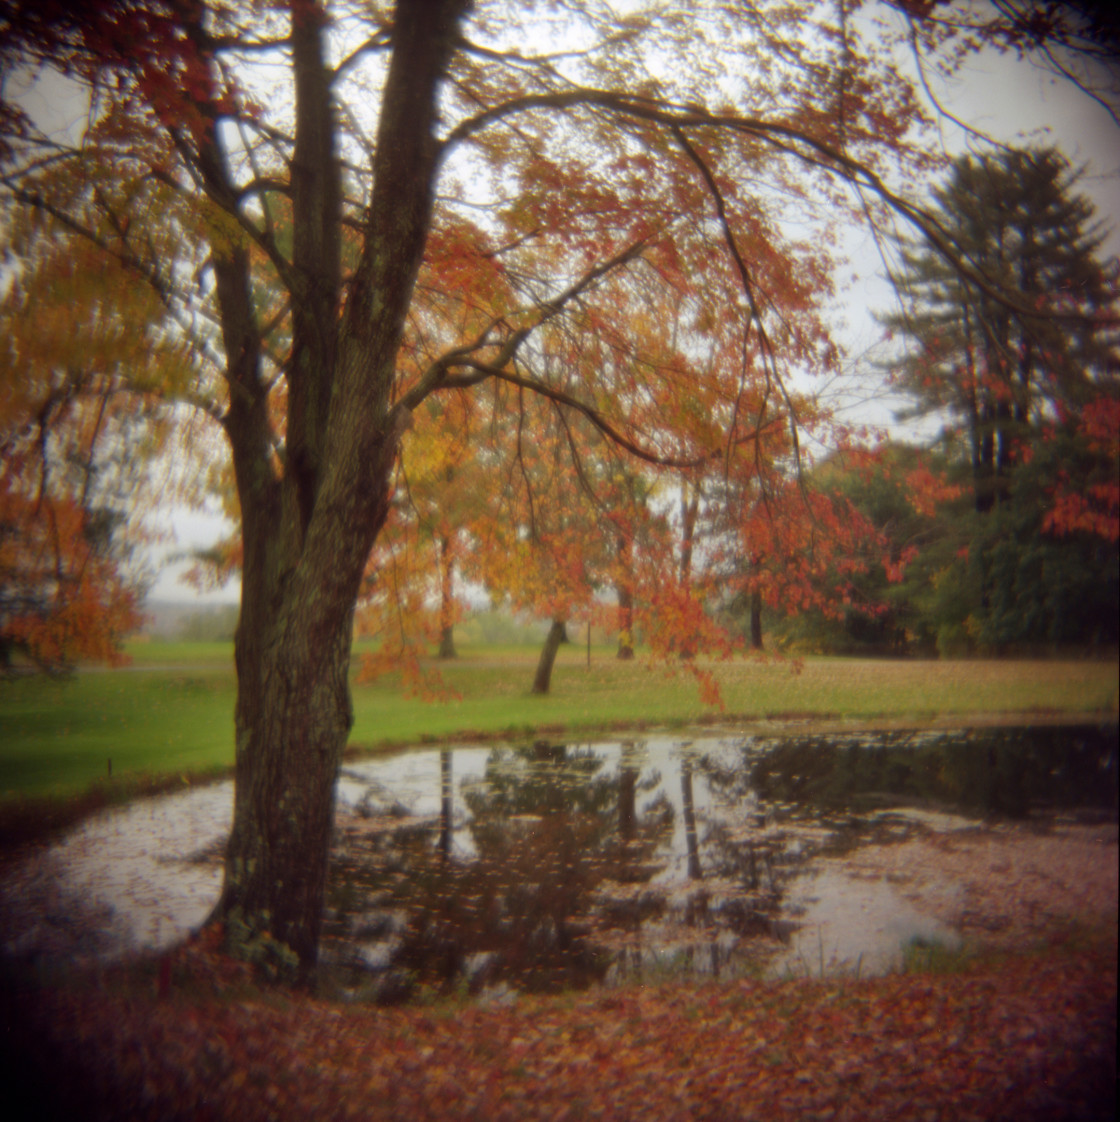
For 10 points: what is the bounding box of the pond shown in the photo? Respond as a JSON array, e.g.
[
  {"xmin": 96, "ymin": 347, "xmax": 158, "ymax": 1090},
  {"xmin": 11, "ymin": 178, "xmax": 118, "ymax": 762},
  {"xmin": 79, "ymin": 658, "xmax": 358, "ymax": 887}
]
[
  {"xmin": 2, "ymin": 723, "xmax": 1115, "ymax": 999},
  {"xmin": 323, "ymin": 724, "xmax": 1117, "ymax": 999}
]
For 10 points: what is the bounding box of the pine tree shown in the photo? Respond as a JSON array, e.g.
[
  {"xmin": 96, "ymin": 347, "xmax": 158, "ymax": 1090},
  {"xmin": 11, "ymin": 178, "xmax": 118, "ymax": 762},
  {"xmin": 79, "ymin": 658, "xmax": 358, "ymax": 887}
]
[
  {"xmin": 882, "ymin": 147, "xmax": 1117, "ymax": 512},
  {"xmin": 879, "ymin": 147, "xmax": 1119, "ymax": 651}
]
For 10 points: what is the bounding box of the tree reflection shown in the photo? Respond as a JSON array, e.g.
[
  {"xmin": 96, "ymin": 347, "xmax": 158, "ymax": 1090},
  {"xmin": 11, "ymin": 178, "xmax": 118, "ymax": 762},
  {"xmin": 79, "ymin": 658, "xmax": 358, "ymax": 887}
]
[
  {"xmin": 323, "ymin": 726, "xmax": 1115, "ymax": 1000},
  {"xmin": 745, "ymin": 726, "xmax": 1118, "ymax": 819},
  {"xmin": 681, "ymin": 756, "xmax": 702, "ymax": 880},
  {"xmin": 332, "ymin": 741, "xmax": 676, "ymax": 998},
  {"xmin": 439, "ymin": 749, "xmax": 452, "ymax": 860}
]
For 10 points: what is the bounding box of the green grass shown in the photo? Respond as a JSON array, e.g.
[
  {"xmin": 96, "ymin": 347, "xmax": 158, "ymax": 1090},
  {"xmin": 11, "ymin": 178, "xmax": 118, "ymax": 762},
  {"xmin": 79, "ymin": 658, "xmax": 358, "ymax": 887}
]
[
  {"xmin": 1, "ymin": 639, "xmax": 1116, "ymax": 808},
  {"xmin": 346, "ymin": 648, "xmax": 1116, "ymax": 745},
  {"xmin": 900, "ymin": 937, "xmax": 978, "ymax": 976},
  {"xmin": 0, "ymin": 662, "xmax": 235, "ymax": 796}
]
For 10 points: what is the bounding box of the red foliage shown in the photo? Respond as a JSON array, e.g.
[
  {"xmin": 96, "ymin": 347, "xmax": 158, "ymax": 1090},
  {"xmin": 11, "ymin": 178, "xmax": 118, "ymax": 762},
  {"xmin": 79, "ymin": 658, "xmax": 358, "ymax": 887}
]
[
  {"xmin": 0, "ymin": 486, "xmax": 144, "ymax": 668},
  {"xmin": 1043, "ymin": 396, "xmax": 1120, "ymax": 543}
]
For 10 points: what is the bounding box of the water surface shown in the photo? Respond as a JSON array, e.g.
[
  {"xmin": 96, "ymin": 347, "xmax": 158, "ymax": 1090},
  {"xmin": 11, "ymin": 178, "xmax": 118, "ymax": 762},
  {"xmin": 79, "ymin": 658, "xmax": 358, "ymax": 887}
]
[
  {"xmin": 2, "ymin": 724, "xmax": 1114, "ymax": 997},
  {"xmin": 323, "ymin": 724, "xmax": 1116, "ymax": 998}
]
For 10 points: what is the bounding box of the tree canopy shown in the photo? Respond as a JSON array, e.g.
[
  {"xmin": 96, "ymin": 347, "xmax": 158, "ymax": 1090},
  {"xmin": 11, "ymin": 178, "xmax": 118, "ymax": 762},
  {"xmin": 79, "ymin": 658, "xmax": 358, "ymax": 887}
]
[{"xmin": 0, "ymin": 227, "xmax": 183, "ymax": 670}]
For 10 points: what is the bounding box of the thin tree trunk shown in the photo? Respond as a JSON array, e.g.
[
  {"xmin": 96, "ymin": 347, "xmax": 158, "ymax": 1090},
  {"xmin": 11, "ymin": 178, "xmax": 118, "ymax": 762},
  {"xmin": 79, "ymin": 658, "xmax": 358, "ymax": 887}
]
[
  {"xmin": 678, "ymin": 482, "xmax": 700, "ymax": 659},
  {"xmin": 617, "ymin": 582, "xmax": 635, "ymax": 659},
  {"xmin": 749, "ymin": 587, "xmax": 763, "ymax": 651},
  {"xmin": 680, "ymin": 482, "xmax": 699, "ymax": 584},
  {"xmin": 438, "ymin": 533, "xmax": 457, "ymax": 659},
  {"xmin": 616, "ymin": 532, "xmax": 635, "ymax": 660},
  {"xmin": 532, "ymin": 619, "xmax": 567, "ymax": 695}
]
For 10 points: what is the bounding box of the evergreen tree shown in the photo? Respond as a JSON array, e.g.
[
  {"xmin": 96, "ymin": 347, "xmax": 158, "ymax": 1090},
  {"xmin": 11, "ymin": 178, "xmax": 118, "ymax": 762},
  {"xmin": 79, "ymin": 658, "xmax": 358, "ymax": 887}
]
[
  {"xmin": 882, "ymin": 147, "xmax": 1117, "ymax": 512},
  {"xmin": 879, "ymin": 147, "xmax": 1119, "ymax": 652}
]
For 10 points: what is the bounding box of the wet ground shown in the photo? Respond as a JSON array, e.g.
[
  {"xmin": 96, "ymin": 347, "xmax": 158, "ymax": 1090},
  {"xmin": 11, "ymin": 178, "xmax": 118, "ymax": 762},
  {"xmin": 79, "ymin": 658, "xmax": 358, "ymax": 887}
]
[{"xmin": 1, "ymin": 725, "xmax": 1116, "ymax": 1000}]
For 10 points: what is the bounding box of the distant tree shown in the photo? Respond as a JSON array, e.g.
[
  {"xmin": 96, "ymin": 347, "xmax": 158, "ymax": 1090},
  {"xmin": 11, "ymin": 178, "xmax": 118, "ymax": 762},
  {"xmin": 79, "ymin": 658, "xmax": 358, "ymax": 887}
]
[
  {"xmin": 177, "ymin": 604, "xmax": 239, "ymax": 643},
  {"xmin": 769, "ymin": 443, "xmax": 962, "ymax": 655},
  {"xmin": 881, "ymin": 147, "xmax": 1118, "ymax": 512},
  {"xmin": 467, "ymin": 378, "xmax": 611, "ymax": 696},
  {"xmin": 879, "ymin": 148, "xmax": 1119, "ymax": 650},
  {"xmin": 0, "ymin": 235, "xmax": 181, "ymax": 671},
  {"xmin": 353, "ymin": 389, "xmax": 485, "ymax": 687},
  {"xmin": 947, "ymin": 423, "xmax": 1119, "ymax": 651}
]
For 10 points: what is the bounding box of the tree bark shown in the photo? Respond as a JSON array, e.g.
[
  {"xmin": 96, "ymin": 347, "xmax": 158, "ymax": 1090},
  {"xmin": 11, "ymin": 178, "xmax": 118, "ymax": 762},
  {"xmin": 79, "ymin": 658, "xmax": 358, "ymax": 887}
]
[
  {"xmin": 217, "ymin": 438, "xmax": 398, "ymax": 980},
  {"xmin": 437, "ymin": 533, "xmax": 457, "ymax": 659},
  {"xmin": 532, "ymin": 619, "xmax": 567, "ymax": 695},
  {"xmin": 616, "ymin": 533, "xmax": 635, "ymax": 659},
  {"xmin": 209, "ymin": 0, "xmax": 470, "ymax": 981},
  {"xmin": 219, "ymin": 603, "xmax": 357, "ymax": 978}
]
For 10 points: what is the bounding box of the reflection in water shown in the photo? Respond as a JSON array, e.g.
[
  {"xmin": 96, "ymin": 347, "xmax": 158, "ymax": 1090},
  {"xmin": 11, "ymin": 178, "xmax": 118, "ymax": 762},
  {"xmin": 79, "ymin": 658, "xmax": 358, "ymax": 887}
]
[
  {"xmin": 680, "ymin": 756, "xmax": 702, "ymax": 880},
  {"xmin": 323, "ymin": 724, "xmax": 1116, "ymax": 1002},
  {"xmin": 744, "ymin": 725, "xmax": 1118, "ymax": 819},
  {"xmin": 327, "ymin": 741, "xmax": 673, "ymax": 999},
  {"xmin": 439, "ymin": 750, "xmax": 451, "ymax": 861}
]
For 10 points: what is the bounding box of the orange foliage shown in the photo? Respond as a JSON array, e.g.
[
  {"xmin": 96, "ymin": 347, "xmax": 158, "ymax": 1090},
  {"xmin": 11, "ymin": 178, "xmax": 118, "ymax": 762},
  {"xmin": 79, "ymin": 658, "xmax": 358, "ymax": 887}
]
[
  {"xmin": 0, "ymin": 236, "xmax": 176, "ymax": 670},
  {"xmin": 0, "ymin": 421, "xmax": 145, "ymax": 671}
]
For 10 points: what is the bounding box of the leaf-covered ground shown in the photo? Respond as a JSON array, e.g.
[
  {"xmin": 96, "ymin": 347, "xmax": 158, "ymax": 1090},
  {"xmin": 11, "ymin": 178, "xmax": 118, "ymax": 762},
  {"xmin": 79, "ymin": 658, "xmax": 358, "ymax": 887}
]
[
  {"xmin": 3, "ymin": 815, "xmax": 1118, "ymax": 1119},
  {"xmin": 3, "ymin": 927, "xmax": 1115, "ymax": 1122},
  {"xmin": 2, "ymin": 792, "xmax": 1116, "ymax": 1119}
]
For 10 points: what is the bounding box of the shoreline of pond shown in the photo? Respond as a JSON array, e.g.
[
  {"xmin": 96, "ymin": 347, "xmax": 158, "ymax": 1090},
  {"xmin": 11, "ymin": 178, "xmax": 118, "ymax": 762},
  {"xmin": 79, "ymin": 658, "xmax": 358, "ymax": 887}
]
[
  {"xmin": 2, "ymin": 709, "xmax": 1116, "ymax": 852},
  {"xmin": 344, "ymin": 708, "xmax": 1120, "ymax": 764}
]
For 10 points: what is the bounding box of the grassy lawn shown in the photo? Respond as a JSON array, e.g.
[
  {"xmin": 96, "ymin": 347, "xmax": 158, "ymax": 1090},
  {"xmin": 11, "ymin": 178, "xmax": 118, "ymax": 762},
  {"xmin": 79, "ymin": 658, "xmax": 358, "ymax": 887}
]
[
  {"xmin": 1, "ymin": 639, "xmax": 1116, "ymax": 803},
  {"xmin": 0, "ymin": 662, "xmax": 235, "ymax": 797},
  {"xmin": 348, "ymin": 646, "xmax": 1119, "ymax": 742}
]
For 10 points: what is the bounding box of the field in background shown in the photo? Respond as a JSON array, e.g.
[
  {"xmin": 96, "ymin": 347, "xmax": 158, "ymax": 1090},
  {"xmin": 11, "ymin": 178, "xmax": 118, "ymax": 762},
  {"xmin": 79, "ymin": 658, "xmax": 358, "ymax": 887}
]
[{"xmin": 1, "ymin": 639, "xmax": 1116, "ymax": 804}]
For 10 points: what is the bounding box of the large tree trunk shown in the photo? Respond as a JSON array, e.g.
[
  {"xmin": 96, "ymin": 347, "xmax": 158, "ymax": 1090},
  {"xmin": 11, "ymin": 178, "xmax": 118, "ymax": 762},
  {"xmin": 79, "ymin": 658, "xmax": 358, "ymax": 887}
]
[
  {"xmin": 208, "ymin": 0, "xmax": 469, "ymax": 981},
  {"xmin": 532, "ymin": 619, "xmax": 568, "ymax": 695},
  {"xmin": 216, "ymin": 444, "xmax": 397, "ymax": 981},
  {"xmin": 220, "ymin": 605, "xmax": 355, "ymax": 979}
]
